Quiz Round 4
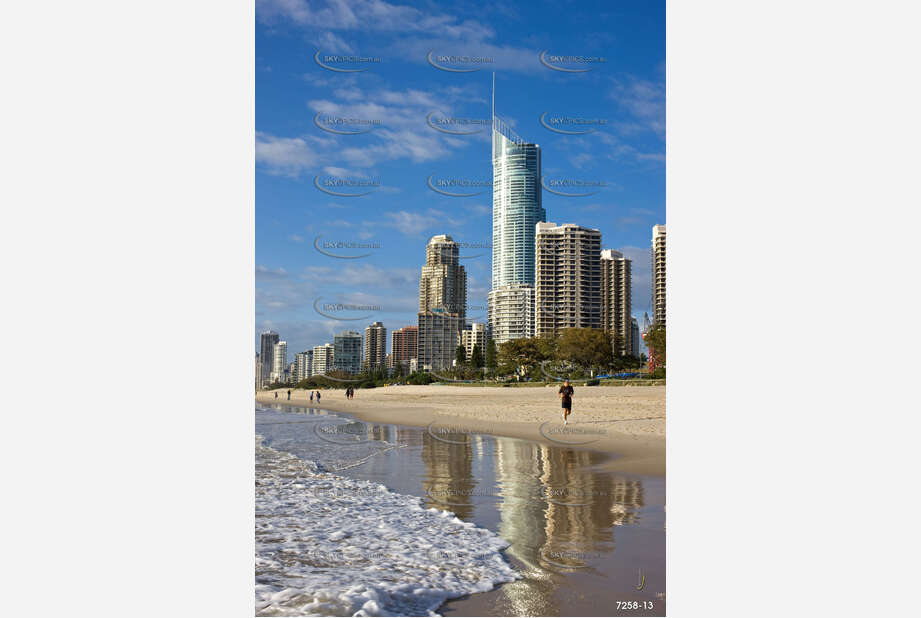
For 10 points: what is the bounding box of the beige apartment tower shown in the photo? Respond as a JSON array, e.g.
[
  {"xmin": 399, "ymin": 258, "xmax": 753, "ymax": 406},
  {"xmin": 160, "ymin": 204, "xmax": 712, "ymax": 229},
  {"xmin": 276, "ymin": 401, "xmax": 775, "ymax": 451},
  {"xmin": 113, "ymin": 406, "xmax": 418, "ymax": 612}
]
[
  {"xmin": 652, "ymin": 225, "xmax": 666, "ymax": 327},
  {"xmin": 601, "ymin": 249, "xmax": 633, "ymax": 356},
  {"xmin": 419, "ymin": 234, "xmax": 466, "ymax": 318},
  {"xmin": 311, "ymin": 343, "xmax": 334, "ymax": 376},
  {"xmin": 363, "ymin": 321, "xmax": 386, "ymax": 371},
  {"xmin": 534, "ymin": 222, "xmax": 602, "ymax": 336}
]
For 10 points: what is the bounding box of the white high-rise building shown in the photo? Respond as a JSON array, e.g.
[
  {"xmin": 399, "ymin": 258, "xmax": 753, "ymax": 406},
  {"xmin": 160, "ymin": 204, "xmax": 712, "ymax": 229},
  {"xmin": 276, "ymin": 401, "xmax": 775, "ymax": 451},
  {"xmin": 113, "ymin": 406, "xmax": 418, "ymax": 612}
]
[
  {"xmin": 652, "ymin": 224, "xmax": 666, "ymax": 327},
  {"xmin": 295, "ymin": 350, "xmax": 313, "ymax": 382},
  {"xmin": 271, "ymin": 341, "xmax": 287, "ymax": 383},
  {"xmin": 488, "ymin": 76, "xmax": 545, "ymax": 341},
  {"xmin": 461, "ymin": 323, "xmax": 487, "ymax": 361},
  {"xmin": 312, "ymin": 343, "xmax": 334, "ymax": 376},
  {"xmin": 364, "ymin": 322, "xmax": 387, "ymax": 371},
  {"xmin": 487, "ymin": 284, "xmax": 535, "ymax": 344}
]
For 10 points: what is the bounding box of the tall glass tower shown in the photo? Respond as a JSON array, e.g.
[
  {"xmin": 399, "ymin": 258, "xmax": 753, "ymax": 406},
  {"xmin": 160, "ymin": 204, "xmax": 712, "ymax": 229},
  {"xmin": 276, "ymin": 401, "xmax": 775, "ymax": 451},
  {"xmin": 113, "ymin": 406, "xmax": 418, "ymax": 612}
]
[{"xmin": 489, "ymin": 74, "xmax": 545, "ymax": 341}]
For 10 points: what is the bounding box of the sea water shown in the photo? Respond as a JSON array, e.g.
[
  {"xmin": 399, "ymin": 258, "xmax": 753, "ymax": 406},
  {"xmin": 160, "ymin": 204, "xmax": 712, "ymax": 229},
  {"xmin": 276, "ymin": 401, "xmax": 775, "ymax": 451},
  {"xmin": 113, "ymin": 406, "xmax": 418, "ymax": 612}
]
[{"xmin": 255, "ymin": 407, "xmax": 520, "ymax": 616}]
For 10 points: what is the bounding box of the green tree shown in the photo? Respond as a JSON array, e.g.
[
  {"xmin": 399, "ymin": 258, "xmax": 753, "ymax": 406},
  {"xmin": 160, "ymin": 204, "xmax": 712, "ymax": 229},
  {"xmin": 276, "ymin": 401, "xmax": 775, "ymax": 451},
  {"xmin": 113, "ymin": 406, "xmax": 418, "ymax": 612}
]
[
  {"xmin": 555, "ymin": 328, "xmax": 613, "ymax": 371},
  {"xmin": 485, "ymin": 338, "xmax": 497, "ymax": 370},
  {"xmin": 644, "ymin": 324, "xmax": 666, "ymax": 365},
  {"xmin": 455, "ymin": 345, "xmax": 467, "ymax": 367},
  {"xmin": 470, "ymin": 344, "xmax": 484, "ymax": 369}
]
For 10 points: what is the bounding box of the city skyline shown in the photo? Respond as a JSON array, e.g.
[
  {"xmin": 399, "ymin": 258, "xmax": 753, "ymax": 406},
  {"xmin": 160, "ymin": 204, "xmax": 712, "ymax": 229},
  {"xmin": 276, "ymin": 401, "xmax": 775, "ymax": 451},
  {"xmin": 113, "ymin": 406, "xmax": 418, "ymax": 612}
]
[{"xmin": 256, "ymin": 0, "xmax": 665, "ymax": 358}]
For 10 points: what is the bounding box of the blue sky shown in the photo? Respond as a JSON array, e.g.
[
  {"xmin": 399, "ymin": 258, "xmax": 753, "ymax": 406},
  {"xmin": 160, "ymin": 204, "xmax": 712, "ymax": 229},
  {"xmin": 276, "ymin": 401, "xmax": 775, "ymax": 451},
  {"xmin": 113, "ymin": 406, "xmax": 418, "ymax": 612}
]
[{"xmin": 256, "ymin": 0, "xmax": 665, "ymax": 359}]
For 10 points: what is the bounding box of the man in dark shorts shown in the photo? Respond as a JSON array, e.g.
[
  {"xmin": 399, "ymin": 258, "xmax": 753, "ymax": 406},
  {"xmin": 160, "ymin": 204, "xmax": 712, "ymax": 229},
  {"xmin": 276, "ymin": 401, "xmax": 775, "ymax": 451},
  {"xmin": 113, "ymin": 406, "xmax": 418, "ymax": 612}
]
[
  {"xmin": 287, "ymin": 389, "xmax": 291, "ymax": 400},
  {"xmin": 558, "ymin": 379, "xmax": 574, "ymax": 424}
]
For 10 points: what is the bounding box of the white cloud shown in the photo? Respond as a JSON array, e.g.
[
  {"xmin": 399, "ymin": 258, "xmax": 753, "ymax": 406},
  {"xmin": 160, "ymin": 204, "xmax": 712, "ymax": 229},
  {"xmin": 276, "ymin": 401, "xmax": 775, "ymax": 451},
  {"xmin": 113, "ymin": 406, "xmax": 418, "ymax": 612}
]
[{"xmin": 255, "ymin": 132, "xmax": 318, "ymax": 177}]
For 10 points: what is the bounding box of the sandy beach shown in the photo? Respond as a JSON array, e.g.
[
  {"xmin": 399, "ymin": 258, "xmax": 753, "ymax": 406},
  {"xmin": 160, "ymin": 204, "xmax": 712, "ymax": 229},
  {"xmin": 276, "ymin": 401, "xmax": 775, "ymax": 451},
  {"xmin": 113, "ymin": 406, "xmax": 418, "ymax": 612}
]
[{"xmin": 256, "ymin": 384, "xmax": 665, "ymax": 475}]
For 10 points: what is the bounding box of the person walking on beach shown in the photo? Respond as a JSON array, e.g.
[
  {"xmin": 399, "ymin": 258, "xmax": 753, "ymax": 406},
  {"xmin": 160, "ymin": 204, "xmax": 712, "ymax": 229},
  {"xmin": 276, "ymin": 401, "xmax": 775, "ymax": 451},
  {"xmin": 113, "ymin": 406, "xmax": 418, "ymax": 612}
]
[
  {"xmin": 286, "ymin": 389, "xmax": 291, "ymax": 400},
  {"xmin": 316, "ymin": 391, "xmax": 321, "ymax": 404},
  {"xmin": 309, "ymin": 391, "xmax": 314, "ymax": 403},
  {"xmin": 274, "ymin": 391, "xmax": 278, "ymax": 399},
  {"xmin": 558, "ymin": 379, "xmax": 574, "ymax": 425}
]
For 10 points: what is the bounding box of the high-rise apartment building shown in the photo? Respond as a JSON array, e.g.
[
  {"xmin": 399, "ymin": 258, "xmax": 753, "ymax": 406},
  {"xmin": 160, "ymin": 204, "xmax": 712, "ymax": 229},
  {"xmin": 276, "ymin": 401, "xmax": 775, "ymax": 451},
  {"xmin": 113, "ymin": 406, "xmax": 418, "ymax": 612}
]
[
  {"xmin": 487, "ymin": 283, "xmax": 535, "ymax": 343},
  {"xmin": 418, "ymin": 309, "xmax": 464, "ymax": 371},
  {"xmin": 534, "ymin": 222, "xmax": 602, "ymax": 336},
  {"xmin": 460, "ymin": 323, "xmax": 487, "ymax": 361},
  {"xmin": 295, "ymin": 350, "xmax": 313, "ymax": 382},
  {"xmin": 489, "ymin": 78, "xmax": 545, "ymax": 341},
  {"xmin": 312, "ymin": 343, "xmax": 334, "ymax": 376},
  {"xmin": 419, "ymin": 235, "xmax": 466, "ymax": 318},
  {"xmin": 333, "ymin": 330, "xmax": 362, "ymax": 375},
  {"xmin": 259, "ymin": 330, "xmax": 279, "ymax": 382},
  {"xmin": 652, "ymin": 224, "xmax": 666, "ymax": 327},
  {"xmin": 363, "ymin": 322, "xmax": 387, "ymax": 371},
  {"xmin": 601, "ymin": 249, "xmax": 632, "ymax": 356},
  {"xmin": 254, "ymin": 353, "xmax": 262, "ymax": 390},
  {"xmin": 271, "ymin": 340, "xmax": 287, "ymax": 383},
  {"xmin": 390, "ymin": 326, "xmax": 418, "ymax": 369}
]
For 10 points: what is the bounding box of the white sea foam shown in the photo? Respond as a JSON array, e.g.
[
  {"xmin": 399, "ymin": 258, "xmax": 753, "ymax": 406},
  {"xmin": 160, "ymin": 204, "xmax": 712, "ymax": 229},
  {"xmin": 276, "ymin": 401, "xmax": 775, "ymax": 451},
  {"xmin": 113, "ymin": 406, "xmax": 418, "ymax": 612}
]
[{"xmin": 256, "ymin": 435, "xmax": 519, "ymax": 616}]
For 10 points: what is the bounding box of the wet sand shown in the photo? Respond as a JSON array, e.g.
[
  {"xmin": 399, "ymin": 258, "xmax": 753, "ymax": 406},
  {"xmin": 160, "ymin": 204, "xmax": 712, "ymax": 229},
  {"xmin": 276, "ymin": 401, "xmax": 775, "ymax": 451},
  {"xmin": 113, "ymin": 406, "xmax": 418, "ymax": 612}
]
[{"xmin": 256, "ymin": 385, "xmax": 665, "ymax": 476}]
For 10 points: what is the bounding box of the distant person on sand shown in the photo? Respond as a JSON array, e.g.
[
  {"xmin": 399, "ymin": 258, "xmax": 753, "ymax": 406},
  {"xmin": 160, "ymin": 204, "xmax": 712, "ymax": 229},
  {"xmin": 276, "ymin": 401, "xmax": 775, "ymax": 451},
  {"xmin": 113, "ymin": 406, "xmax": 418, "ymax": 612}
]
[
  {"xmin": 287, "ymin": 389, "xmax": 291, "ymax": 400},
  {"xmin": 274, "ymin": 391, "xmax": 278, "ymax": 399},
  {"xmin": 316, "ymin": 391, "xmax": 321, "ymax": 404},
  {"xmin": 310, "ymin": 391, "xmax": 314, "ymax": 403},
  {"xmin": 558, "ymin": 380, "xmax": 574, "ymax": 425}
]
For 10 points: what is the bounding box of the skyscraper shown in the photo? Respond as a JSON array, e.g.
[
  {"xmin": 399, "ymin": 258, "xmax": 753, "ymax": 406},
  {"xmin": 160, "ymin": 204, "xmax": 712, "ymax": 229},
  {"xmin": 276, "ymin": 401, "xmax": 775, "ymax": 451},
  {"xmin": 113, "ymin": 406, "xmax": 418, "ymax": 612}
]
[
  {"xmin": 419, "ymin": 235, "xmax": 466, "ymax": 318},
  {"xmin": 601, "ymin": 249, "xmax": 633, "ymax": 356},
  {"xmin": 390, "ymin": 326, "xmax": 418, "ymax": 369},
  {"xmin": 487, "ymin": 283, "xmax": 535, "ymax": 343},
  {"xmin": 333, "ymin": 330, "xmax": 362, "ymax": 375},
  {"xmin": 417, "ymin": 235, "xmax": 467, "ymax": 371},
  {"xmin": 534, "ymin": 222, "xmax": 602, "ymax": 336},
  {"xmin": 295, "ymin": 350, "xmax": 313, "ymax": 382},
  {"xmin": 254, "ymin": 353, "xmax": 262, "ymax": 390},
  {"xmin": 271, "ymin": 340, "xmax": 287, "ymax": 383},
  {"xmin": 259, "ymin": 330, "xmax": 279, "ymax": 382},
  {"xmin": 312, "ymin": 343, "xmax": 334, "ymax": 376},
  {"xmin": 364, "ymin": 322, "xmax": 386, "ymax": 371},
  {"xmin": 489, "ymin": 75, "xmax": 545, "ymax": 341},
  {"xmin": 418, "ymin": 309, "xmax": 464, "ymax": 371},
  {"xmin": 652, "ymin": 224, "xmax": 666, "ymax": 326}
]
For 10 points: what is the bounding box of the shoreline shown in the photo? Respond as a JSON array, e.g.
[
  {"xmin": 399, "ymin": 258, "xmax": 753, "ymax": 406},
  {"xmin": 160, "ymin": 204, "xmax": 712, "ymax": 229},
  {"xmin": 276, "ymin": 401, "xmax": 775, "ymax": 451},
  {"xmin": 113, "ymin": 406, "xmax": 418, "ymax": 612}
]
[{"xmin": 256, "ymin": 384, "xmax": 665, "ymax": 476}]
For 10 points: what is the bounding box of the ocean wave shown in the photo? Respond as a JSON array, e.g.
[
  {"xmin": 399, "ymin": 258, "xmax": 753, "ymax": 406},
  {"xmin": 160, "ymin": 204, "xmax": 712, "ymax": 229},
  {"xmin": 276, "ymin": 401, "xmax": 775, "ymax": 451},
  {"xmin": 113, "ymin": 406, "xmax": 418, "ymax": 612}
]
[{"xmin": 256, "ymin": 435, "xmax": 519, "ymax": 616}]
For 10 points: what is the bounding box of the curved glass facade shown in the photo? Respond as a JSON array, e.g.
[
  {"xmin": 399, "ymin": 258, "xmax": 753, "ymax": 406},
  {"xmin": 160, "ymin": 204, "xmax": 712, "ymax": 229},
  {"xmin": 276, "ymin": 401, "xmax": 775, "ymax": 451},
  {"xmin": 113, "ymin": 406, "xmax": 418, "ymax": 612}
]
[{"xmin": 492, "ymin": 118, "xmax": 545, "ymax": 289}]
